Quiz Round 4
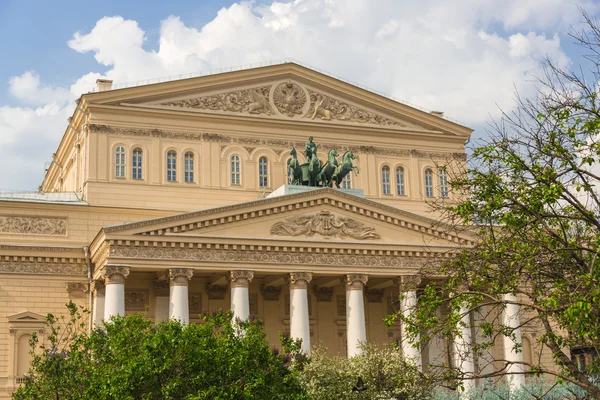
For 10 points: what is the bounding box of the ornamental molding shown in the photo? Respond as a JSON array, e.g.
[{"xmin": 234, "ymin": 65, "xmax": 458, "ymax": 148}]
[
  {"xmin": 103, "ymin": 188, "xmax": 473, "ymax": 246},
  {"xmin": 0, "ymin": 262, "xmax": 86, "ymax": 276},
  {"xmin": 91, "ymin": 280, "xmax": 106, "ymax": 296},
  {"xmin": 271, "ymin": 210, "xmax": 380, "ymax": 240},
  {"xmin": 307, "ymin": 89, "xmax": 407, "ymax": 127},
  {"xmin": 66, "ymin": 282, "xmax": 88, "ymax": 293},
  {"xmin": 273, "ymin": 81, "xmax": 308, "ymax": 117},
  {"xmin": 314, "ymin": 286, "xmax": 334, "ymax": 302},
  {"xmin": 88, "ymin": 124, "xmax": 466, "ymax": 162},
  {"xmin": 160, "ymin": 85, "xmax": 274, "ymax": 115},
  {"xmin": 110, "ymin": 245, "xmax": 439, "ymax": 269},
  {"xmin": 260, "ymin": 285, "xmax": 282, "ymax": 301},
  {"xmin": 104, "ymin": 265, "xmax": 130, "ymax": 285},
  {"xmin": 0, "ymin": 215, "xmax": 66, "ymax": 236},
  {"xmin": 288, "ymin": 272, "xmax": 313, "ymax": 289},
  {"xmin": 230, "ymin": 270, "xmax": 254, "ymax": 288},
  {"xmin": 206, "ymin": 284, "xmax": 227, "ymax": 300},
  {"xmin": 395, "ymin": 275, "xmax": 422, "ymax": 291},
  {"xmin": 169, "ymin": 268, "xmax": 194, "ymax": 286},
  {"xmin": 125, "ymin": 290, "xmax": 149, "ymax": 311},
  {"xmin": 189, "ymin": 293, "xmax": 202, "ymax": 313},
  {"xmin": 343, "ymin": 273, "xmax": 369, "ymax": 290}
]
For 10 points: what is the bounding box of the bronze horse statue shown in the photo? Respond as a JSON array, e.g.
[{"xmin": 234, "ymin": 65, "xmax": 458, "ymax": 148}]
[
  {"xmin": 318, "ymin": 149, "xmax": 339, "ymax": 187},
  {"xmin": 331, "ymin": 151, "xmax": 358, "ymax": 188},
  {"xmin": 288, "ymin": 147, "xmax": 303, "ymax": 185}
]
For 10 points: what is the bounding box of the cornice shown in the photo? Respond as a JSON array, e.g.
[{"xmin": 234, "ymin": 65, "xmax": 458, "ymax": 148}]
[{"xmin": 102, "ymin": 188, "xmax": 476, "ymax": 245}]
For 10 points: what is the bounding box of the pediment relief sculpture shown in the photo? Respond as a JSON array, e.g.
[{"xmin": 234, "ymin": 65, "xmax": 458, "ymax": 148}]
[
  {"xmin": 161, "ymin": 85, "xmax": 273, "ymax": 115},
  {"xmin": 157, "ymin": 80, "xmax": 411, "ymax": 127},
  {"xmin": 270, "ymin": 210, "xmax": 380, "ymax": 240}
]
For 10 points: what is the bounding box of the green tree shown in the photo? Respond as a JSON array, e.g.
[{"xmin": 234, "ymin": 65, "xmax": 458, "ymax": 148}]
[
  {"xmin": 13, "ymin": 303, "xmax": 306, "ymax": 400},
  {"xmin": 299, "ymin": 344, "xmax": 434, "ymax": 400},
  {"xmin": 391, "ymin": 11, "xmax": 600, "ymax": 398}
]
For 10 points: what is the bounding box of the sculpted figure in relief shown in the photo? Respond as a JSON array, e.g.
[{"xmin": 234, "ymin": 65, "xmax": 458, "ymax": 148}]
[
  {"xmin": 161, "ymin": 86, "xmax": 273, "ymax": 115},
  {"xmin": 270, "ymin": 210, "xmax": 380, "ymax": 240},
  {"xmin": 273, "ymin": 81, "xmax": 307, "ymax": 117}
]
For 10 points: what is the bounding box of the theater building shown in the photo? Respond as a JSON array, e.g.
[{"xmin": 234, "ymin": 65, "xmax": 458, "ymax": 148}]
[{"xmin": 0, "ymin": 62, "xmax": 533, "ymax": 396}]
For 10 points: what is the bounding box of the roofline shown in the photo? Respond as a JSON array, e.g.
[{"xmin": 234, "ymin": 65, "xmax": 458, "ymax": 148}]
[{"xmin": 82, "ymin": 61, "xmax": 473, "ymax": 134}]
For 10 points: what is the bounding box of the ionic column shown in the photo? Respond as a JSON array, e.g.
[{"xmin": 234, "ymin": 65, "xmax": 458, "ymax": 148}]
[
  {"xmin": 91, "ymin": 280, "xmax": 105, "ymax": 328},
  {"xmin": 169, "ymin": 268, "xmax": 193, "ymax": 325},
  {"xmin": 103, "ymin": 265, "xmax": 130, "ymax": 321},
  {"xmin": 230, "ymin": 270, "xmax": 254, "ymax": 322},
  {"xmin": 344, "ymin": 274, "xmax": 368, "ymax": 357},
  {"xmin": 153, "ymin": 279, "xmax": 170, "ymax": 324},
  {"xmin": 502, "ymin": 293, "xmax": 525, "ymax": 391},
  {"xmin": 398, "ymin": 275, "xmax": 422, "ymax": 370},
  {"xmin": 453, "ymin": 304, "xmax": 475, "ymax": 396},
  {"xmin": 288, "ymin": 272, "xmax": 312, "ymax": 354}
]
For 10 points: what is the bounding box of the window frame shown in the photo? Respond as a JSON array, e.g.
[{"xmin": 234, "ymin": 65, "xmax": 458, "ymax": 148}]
[
  {"xmin": 395, "ymin": 166, "xmax": 405, "ymax": 196},
  {"xmin": 341, "ymin": 173, "xmax": 352, "ymax": 189},
  {"xmin": 382, "ymin": 165, "xmax": 391, "ymax": 195},
  {"xmin": 424, "ymin": 168, "xmax": 434, "ymax": 197},
  {"xmin": 115, "ymin": 146, "xmax": 126, "ymax": 179},
  {"xmin": 132, "ymin": 148, "xmax": 143, "ymax": 180},
  {"xmin": 230, "ymin": 154, "xmax": 241, "ymax": 186},
  {"xmin": 258, "ymin": 156, "xmax": 269, "ymax": 188},
  {"xmin": 184, "ymin": 151, "xmax": 194, "ymax": 183},
  {"xmin": 439, "ymin": 168, "xmax": 448, "ymax": 198},
  {"xmin": 166, "ymin": 150, "xmax": 177, "ymax": 182}
]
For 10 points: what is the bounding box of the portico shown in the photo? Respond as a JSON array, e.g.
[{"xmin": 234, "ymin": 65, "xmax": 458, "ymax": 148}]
[{"xmin": 88, "ymin": 187, "xmax": 477, "ymax": 360}]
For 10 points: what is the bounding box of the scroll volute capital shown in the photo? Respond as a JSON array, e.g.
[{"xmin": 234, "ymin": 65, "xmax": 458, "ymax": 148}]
[
  {"xmin": 343, "ymin": 273, "xmax": 368, "ymax": 290},
  {"xmin": 169, "ymin": 268, "xmax": 194, "ymax": 286},
  {"xmin": 104, "ymin": 265, "xmax": 130, "ymax": 285},
  {"xmin": 395, "ymin": 275, "xmax": 422, "ymax": 291},
  {"xmin": 288, "ymin": 272, "xmax": 313, "ymax": 290},
  {"xmin": 230, "ymin": 270, "xmax": 254, "ymax": 288}
]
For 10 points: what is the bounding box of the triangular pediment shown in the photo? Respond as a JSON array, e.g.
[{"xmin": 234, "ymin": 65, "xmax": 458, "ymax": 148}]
[
  {"xmin": 8, "ymin": 311, "xmax": 46, "ymax": 323},
  {"xmin": 102, "ymin": 188, "xmax": 477, "ymax": 248},
  {"xmin": 83, "ymin": 63, "xmax": 472, "ymax": 136}
]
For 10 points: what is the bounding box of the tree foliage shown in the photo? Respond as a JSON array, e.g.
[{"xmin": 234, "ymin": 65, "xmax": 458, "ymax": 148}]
[
  {"xmin": 13, "ymin": 303, "xmax": 307, "ymax": 400},
  {"xmin": 392, "ymin": 10, "xmax": 600, "ymax": 398},
  {"xmin": 299, "ymin": 344, "xmax": 434, "ymax": 400}
]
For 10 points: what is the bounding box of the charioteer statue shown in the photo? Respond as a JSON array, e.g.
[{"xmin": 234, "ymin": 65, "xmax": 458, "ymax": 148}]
[{"xmin": 288, "ymin": 137, "xmax": 359, "ymax": 188}]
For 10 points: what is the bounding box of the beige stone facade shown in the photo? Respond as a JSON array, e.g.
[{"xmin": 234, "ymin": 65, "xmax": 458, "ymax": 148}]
[{"xmin": 0, "ymin": 62, "xmax": 545, "ymax": 397}]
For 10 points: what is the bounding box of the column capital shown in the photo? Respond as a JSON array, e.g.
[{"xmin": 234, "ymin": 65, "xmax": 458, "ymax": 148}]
[
  {"xmin": 288, "ymin": 272, "xmax": 313, "ymax": 290},
  {"xmin": 395, "ymin": 275, "xmax": 422, "ymax": 291},
  {"xmin": 230, "ymin": 270, "xmax": 254, "ymax": 288},
  {"xmin": 90, "ymin": 280, "xmax": 105, "ymax": 296},
  {"xmin": 104, "ymin": 265, "xmax": 130, "ymax": 285},
  {"xmin": 343, "ymin": 273, "xmax": 368, "ymax": 290},
  {"xmin": 169, "ymin": 268, "xmax": 194, "ymax": 286}
]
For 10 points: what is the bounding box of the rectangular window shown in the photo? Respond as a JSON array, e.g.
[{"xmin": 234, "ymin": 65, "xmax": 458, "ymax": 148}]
[
  {"xmin": 382, "ymin": 167, "xmax": 391, "ymax": 195},
  {"xmin": 439, "ymin": 169, "xmax": 448, "ymax": 198},
  {"xmin": 341, "ymin": 174, "xmax": 351, "ymax": 189},
  {"xmin": 132, "ymin": 149, "xmax": 142, "ymax": 180},
  {"xmin": 167, "ymin": 152, "xmax": 177, "ymax": 182},
  {"xmin": 425, "ymin": 170, "xmax": 433, "ymax": 197}
]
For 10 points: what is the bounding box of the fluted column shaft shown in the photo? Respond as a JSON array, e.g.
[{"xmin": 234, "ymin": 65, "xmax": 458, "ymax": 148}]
[
  {"xmin": 230, "ymin": 270, "xmax": 254, "ymax": 322},
  {"xmin": 91, "ymin": 280, "xmax": 105, "ymax": 328},
  {"xmin": 289, "ymin": 272, "xmax": 312, "ymax": 354},
  {"xmin": 169, "ymin": 268, "xmax": 193, "ymax": 325},
  {"xmin": 345, "ymin": 274, "xmax": 368, "ymax": 357},
  {"xmin": 399, "ymin": 276, "xmax": 422, "ymax": 370},
  {"xmin": 502, "ymin": 293, "xmax": 525, "ymax": 391},
  {"xmin": 453, "ymin": 305, "xmax": 475, "ymax": 396},
  {"xmin": 104, "ymin": 265, "xmax": 130, "ymax": 321}
]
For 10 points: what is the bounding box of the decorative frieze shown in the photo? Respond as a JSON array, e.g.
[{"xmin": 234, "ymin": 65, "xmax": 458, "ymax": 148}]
[
  {"xmin": 0, "ymin": 215, "xmax": 66, "ymax": 236},
  {"xmin": 125, "ymin": 291, "xmax": 148, "ymax": 311},
  {"xmin": 104, "ymin": 265, "xmax": 130, "ymax": 285},
  {"xmin": 161, "ymin": 86, "xmax": 273, "ymax": 115},
  {"xmin": 111, "ymin": 245, "xmax": 433, "ymax": 269},
  {"xmin": 189, "ymin": 293, "xmax": 202, "ymax": 313},
  {"xmin": 91, "ymin": 280, "xmax": 106, "ymax": 296},
  {"xmin": 89, "ymin": 124, "xmax": 203, "ymax": 141},
  {"xmin": 65, "ymin": 282, "xmax": 88, "ymax": 293},
  {"xmin": 0, "ymin": 262, "xmax": 86, "ymax": 276},
  {"xmin": 344, "ymin": 274, "xmax": 368, "ymax": 290},
  {"xmin": 205, "ymin": 284, "xmax": 227, "ymax": 300},
  {"xmin": 270, "ymin": 210, "xmax": 380, "ymax": 240},
  {"xmin": 169, "ymin": 268, "xmax": 194, "ymax": 286},
  {"xmin": 230, "ymin": 270, "xmax": 254, "ymax": 288},
  {"xmin": 261, "ymin": 285, "xmax": 282, "ymax": 301},
  {"xmin": 314, "ymin": 286, "xmax": 334, "ymax": 302}
]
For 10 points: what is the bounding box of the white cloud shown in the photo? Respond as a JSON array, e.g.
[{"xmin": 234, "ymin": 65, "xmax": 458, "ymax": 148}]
[
  {"xmin": 1, "ymin": 0, "xmax": 598, "ymax": 190},
  {"xmin": 9, "ymin": 71, "xmax": 74, "ymax": 107}
]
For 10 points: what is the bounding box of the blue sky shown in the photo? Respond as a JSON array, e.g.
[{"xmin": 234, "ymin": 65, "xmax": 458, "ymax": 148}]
[{"xmin": 1, "ymin": 0, "xmax": 599, "ymax": 190}]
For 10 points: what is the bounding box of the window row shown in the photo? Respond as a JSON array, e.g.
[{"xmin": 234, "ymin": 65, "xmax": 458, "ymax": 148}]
[
  {"xmin": 381, "ymin": 166, "xmax": 448, "ymax": 198},
  {"xmin": 115, "ymin": 147, "xmax": 196, "ymax": 183}
]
